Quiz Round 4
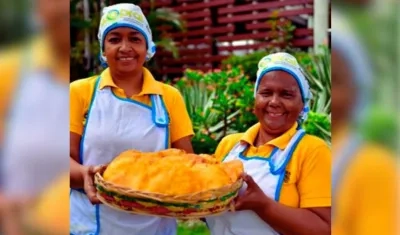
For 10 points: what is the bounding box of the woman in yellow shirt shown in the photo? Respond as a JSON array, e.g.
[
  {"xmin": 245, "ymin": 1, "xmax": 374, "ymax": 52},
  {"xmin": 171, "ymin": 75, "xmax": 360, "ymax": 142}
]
[
  {"xmin": 69, "ymin": 3, "xmax": 194, "ymax": 235},
  {"xmin": 205, "ymin": 52, "xmax": 331, "ymax": 235}
]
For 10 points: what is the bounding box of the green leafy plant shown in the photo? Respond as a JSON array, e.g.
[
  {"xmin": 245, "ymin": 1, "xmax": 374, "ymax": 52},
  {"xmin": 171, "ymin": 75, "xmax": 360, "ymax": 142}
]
[
  {"xmin": 299, "ymin": 45, "xmax": 331, "ymax": 143},
  {"xmin": 145, "ymin": 1, "xmax": 186, "ymax": 59},
  {"xmin": 300, "ymin": 45, "xmax": 331, "ymax": 115},
  {"xmin": 266, "ymin": 11, "xmax": 297, "ymax": 51},
  {"xmin": 175, "ymin": 67, "xmax": 257, "ymax": 154},
  {"xmin": 221, "ymin": 51, "xmax": 267, "ymax": 81},
  {"xmin": 302, "ymin": 111, "xmax": 331, "ymax": 144},
  {"xmin": 177, "ymin": 47, "xmax": 333, "ymax": 151},
  {"xmin": 220, "ymin": 47, "xmax": 332, "ymax": 144}
]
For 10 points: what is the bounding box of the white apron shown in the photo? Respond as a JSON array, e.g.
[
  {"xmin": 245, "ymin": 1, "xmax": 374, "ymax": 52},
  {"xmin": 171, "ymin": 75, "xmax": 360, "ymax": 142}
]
[
  {"xmin": 205, "ymin": 128, "xmax": 306, "ymax": 235},
  {"xmin": 1, "ymin": 50, "xmax": 69, "ymax": 198},
  {"xmin": 70, "ymin": 76, "xmax": 176, "ymax": 235}
]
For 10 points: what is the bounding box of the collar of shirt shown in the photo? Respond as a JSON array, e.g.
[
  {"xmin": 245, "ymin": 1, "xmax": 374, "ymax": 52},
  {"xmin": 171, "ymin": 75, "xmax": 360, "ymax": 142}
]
[
  {"xmin": 240, "ymin": 122, "xmax": 299, "ymax": 150},
  {"xmin": 98, "ymin": 67, "xmax": 163, "ymax": 95}
]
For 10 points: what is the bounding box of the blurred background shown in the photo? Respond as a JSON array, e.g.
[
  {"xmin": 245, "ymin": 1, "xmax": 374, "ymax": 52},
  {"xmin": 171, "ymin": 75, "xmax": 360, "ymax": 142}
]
[
  {"xmin": 330, "ymin": 0, "xmax": 399, "ymax": 234},
  {"xmin": 0, "ymin": 0, "xmax": 398, "ymax": 234}
]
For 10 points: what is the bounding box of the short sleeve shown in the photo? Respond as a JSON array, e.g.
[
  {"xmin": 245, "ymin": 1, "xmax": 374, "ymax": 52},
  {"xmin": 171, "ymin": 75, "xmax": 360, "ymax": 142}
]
[
  {"xmin": 298, "ymin": 144, "xmax": 332, "ymax": 208},
  {"xmin": 168, "ymin": 89, "xmax": 194, "ymax": 143},
  {"xmin": 70, "ymin": 80, "xmax": 89, "ymax": 135}
]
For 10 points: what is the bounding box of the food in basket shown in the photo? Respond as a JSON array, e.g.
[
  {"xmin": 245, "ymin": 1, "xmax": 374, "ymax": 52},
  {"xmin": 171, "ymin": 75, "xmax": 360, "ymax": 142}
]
[
  {"xmin": 102, "ymin": 149, "xmax": 243, "ymax": 197},
  {"xmin": 95, "ymin": 149, "xmax": 244, "ymax": 218}
]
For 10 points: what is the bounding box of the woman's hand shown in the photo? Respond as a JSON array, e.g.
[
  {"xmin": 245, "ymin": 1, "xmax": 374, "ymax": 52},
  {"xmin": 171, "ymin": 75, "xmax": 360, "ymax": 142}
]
[
  {"xmin": 234, "ymin": 173, "xmax": 331, "ymax": 235},
  {"xmin": 234, "ymin": 173, "xmax": 269, "ymax": 213},
  {"xmin": 82, "ymin": 164, "xmax": 107, "ymax": 205}
]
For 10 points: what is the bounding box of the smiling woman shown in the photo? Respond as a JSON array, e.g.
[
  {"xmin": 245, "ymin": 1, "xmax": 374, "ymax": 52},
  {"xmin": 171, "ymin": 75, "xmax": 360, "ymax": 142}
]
[
  {"xmin": 205, "ymin": 52, "xmax": 331, "ymax": 235},
  {"xmin": 69, "ymin": 3, "xmax": 194, "ymax": 235},
  {"xmin": 254, "ymin": 71, "xmax": 304, "ymax": 138},
  {"xmin": 103, "ymin": 29, "xmax": 148, "ymax": 77}
]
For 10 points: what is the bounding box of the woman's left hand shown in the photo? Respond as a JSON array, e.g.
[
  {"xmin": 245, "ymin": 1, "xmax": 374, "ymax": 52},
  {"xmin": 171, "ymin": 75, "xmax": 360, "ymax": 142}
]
[{"xmin": 234, "ymin": 173, "xmax": 269, "ymax": 212}]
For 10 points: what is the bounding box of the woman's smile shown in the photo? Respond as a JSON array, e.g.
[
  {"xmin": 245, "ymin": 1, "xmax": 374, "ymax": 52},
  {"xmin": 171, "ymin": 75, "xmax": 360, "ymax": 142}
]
[
  {"xmin": 266, "ymin": 111, "xmax": 285, "ymax": 118},
  {"xmin": 117, "ymin": 56, "xmax": 138, "ymax": 66},
  {"xmin": 263, "ymin": 111, "xmax": 288, "ymax": 131},
  {"xmin": 103, "ymin": 27, "xmax": 148, "ymax": 73},
  {"xmin": 254, "ymin": 70, "xmax": 303, "ymax": 135}
]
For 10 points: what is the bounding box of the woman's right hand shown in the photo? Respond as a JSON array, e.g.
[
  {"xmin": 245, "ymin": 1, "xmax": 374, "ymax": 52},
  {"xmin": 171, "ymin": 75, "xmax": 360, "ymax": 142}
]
[{"xmin": 81, "ymin": 165, "xmax": 107, "ymax": 205}]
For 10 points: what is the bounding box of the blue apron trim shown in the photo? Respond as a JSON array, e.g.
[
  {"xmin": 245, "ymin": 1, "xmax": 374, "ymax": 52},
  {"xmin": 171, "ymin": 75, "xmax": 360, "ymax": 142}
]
[
  {"xmin": 233, "ymin": 129, "xmax": 306, "ymax": 202},
  {"xmin": 221, "ymin": 142, "xmax": 246, "ymax": 162},
  {"xmin": 110, "ymin": 90, "xmax": 152, "ymax": 109},
  {"xmin": 70, "ymin": 77, "xmax": 100, "ymax": 194},
  {"xmin": 238, "ymin": 146, "xmax": 276, "ymax": 162},
  {"xmin": 95, "ymin": 204, "xmax": 100, "ymax": 235},
  {"xmin": 79, "ymin": 76, "xmax": 101, "ymax": 165},
  {"xmin": 150, "ymin": 95, "xmax": 170, "ymax": 128},
  {"xmin": 104, "ymin": 81, "xmax": 169, "ymax": 129},
  {"xmin": 271, "ymin": 130, "xmax": 306, "ymax": 175},
  {"xmin": 268, "ymin": 148, "xmax": 280, "ymax": 174},
  {"xmin": 71, "ymin": 75, "xmax": 171, "ymax": 234},
  {"xmin": 165, "ymin": 121, "xmax": 170, "ymax": 149},
  {"xmin": 274, "ymin": 131, "xmax": 305, "ymax": 201},
  {"xmin": 159, "ymin": 96, "xmax": 170, "ymax": 126}
]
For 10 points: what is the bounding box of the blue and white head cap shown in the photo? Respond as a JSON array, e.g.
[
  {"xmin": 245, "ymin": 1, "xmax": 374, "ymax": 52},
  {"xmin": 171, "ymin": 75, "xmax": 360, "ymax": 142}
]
[
  {"xmin": 98, "ymin": 3, "xmax": 156, "ymax": 67},
  {"xmin": 255, "ymin": 52, "xmax": 313, "ymax": 123}
]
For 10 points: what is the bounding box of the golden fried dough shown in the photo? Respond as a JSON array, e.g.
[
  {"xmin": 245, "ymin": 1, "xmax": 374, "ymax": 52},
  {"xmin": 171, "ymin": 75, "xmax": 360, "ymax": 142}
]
[
  {"xmin": 221, "ymin": 161, "xmax": 244, "ymax": 182},
  {"xmin": 102, "ymin": 149, "xmax": 244, "ymax": 195}
]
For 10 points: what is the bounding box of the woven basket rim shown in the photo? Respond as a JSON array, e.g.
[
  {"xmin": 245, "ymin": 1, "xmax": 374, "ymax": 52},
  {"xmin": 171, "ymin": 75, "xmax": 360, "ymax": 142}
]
[
  {"xmin": 95, "ymin": 172, "xmax": 243, "ymax": 203},
  {"xmin": 96, "ymin": 192, "xmax": 235, "ymax": 219}
]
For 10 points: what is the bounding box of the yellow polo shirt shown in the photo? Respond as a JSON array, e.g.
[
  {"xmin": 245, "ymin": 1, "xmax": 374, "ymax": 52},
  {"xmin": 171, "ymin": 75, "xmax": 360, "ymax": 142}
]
[
  {"xmin": 332, "ymin": 128, "xmax": 397, "ymax": 235},
  {"xmin": 70, "ymin": 67, "xmax": 194, "ymax": 144},
  {"xmin": 215, "ymin": 122, "xmax": 331, "ymax": 208}
]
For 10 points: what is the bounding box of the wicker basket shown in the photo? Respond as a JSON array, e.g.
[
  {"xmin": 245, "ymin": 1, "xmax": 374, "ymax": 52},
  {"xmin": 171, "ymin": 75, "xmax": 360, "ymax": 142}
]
[{"xmin": 94, "ymin": 172, "xmax": 243, "ymax": 219}]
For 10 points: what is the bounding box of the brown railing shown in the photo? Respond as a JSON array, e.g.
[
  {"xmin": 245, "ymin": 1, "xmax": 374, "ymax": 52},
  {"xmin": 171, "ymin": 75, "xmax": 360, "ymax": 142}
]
[{"xmin": 140, "ymin": 0, "xmax": 315, "ymax": 78}]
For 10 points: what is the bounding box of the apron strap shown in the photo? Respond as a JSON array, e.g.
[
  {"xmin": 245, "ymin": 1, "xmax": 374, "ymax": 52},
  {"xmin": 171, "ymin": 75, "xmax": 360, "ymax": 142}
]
[
  {"xmin": 270, "ymin": 129, "xmax": 306, "ymax": 174},
  {"xmin": 222, "ymin": 141, "xmax": 248, "ymax": 162},
  {"xmin": 150, "ymin": 95, "xmax": 169, "ymax": 127}
]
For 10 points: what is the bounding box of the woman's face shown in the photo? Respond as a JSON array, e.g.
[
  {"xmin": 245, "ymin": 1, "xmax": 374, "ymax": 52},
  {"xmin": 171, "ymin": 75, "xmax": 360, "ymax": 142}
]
[
  {"xmin": 103, "ymin": 27, "xmax": 147, "ymax": 74},
  {"xmin": 254, "ymin": 71, "xmax": 304, "ymax": 135}
]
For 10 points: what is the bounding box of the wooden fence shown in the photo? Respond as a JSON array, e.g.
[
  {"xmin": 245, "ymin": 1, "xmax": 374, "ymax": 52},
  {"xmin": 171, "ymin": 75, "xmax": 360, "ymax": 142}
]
[{"xmin": 140, "ymin": 0, "xmax": 315, "ymax": 79}]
